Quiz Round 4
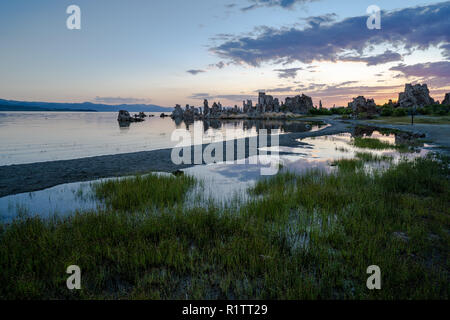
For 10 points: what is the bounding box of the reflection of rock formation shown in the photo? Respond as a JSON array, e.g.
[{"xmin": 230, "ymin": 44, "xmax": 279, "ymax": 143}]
[
  {"xmin": 203, "ymin": 119, "xmax": 222, "ymax": 130},
  {"xmin": 352, "ymin": 125, "xmax": 425, "ymax": 145},
  {"xmin": 242, "ymin": 119, "xmax": 312, "ymax": 134},
  {"xmin": 118, "ymin": 121, "xmax": 130, "ymax": 129},
  {"xmin": 398, "ymin": 83, "xmax": 435, "ymax": 108},
  {"xmin": 353, "ymin": 125, "xmax": 377, "ymax": 137}
]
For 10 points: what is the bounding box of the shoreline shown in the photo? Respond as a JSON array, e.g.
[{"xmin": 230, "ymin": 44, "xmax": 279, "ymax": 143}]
[{"xmin": 1, "ymin": 117, "xmax": 448, "ymax": 197}]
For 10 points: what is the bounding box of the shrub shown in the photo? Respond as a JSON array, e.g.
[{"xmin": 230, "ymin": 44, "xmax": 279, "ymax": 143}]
[
  {"xmin": 309, "ymin": 107, "xmax": 332, "ymax": 116},
  {"xmin": 381, "ymin": 106, "xmax": 393, "ymax": 116},
  {"xmin": 393, "ymin": 108, "xmax": 407, "ymax": 117}
]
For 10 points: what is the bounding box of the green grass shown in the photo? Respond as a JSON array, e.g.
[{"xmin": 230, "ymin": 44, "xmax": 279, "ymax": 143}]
[
  {"xmin": 331, "ymin": 158, "xmax": 364, "ymax": 171},
  {"xmin": 371, "ymin": 115, "xmax": 450, "ymax": 125},
  {"xmin": 0, "ymin": 157, "xmax": 449, "ymax": 299},
  {"xmin": 352, "ymin": 137, "xmax": 409, "ymax": 152},
  {"xmin": 93, "ymin": 173, "xmax": 196, "ymax": 211},
  {"xmin": 355, "ymin": 152, "xmax": 393, "ymax": 162}
]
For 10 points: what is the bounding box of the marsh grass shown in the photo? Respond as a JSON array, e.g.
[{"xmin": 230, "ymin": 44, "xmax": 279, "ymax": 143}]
[
  {"xmin": 0, "ymin": 157, "xmax": 448, "ymax": 299},
  {"xmin": 352, "ymin": 137, "xmax": 409, "ymax": 152},
  {"xmin": 93, "ymin": 174, "xmax": 196, "ymax": 211},
  {"xmin": 355, "ymin": 152, "xmax": 393, "ymax": 162}
]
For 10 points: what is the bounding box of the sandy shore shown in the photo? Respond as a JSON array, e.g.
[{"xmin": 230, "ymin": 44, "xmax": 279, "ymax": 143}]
[{"xmin": 1, "ymin": 117, "xmax": 448, "ymax": 197}]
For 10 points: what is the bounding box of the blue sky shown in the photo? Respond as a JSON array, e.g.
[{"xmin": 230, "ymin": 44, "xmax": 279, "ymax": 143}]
[{"xmin": 0, "ymin": 0, "xmax": 449, "ymax": 107}]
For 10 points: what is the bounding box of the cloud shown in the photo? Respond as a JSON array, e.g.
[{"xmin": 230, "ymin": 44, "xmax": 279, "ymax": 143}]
[
  {"xmin": 213, "ymin": 2, "xmax": 450, "ymax": 66},
  {"xmin": 255, "ymin": 86, "xmax": 295, "ymax": 93},
  {"xmin": 273, "ymin": 67, "xmax": 302, "ymax": 78},
  {"xmin": 299, "ymin": 83, "xmax": 405, "ymax": 106},
  {"xmin": 94, "ymin": 96, "xmax": 151, "ymax": 104},
  {"xmin": 302, "ymin": 13, "xmax": 337, "ymax": 28},
  {"xmin": 241, "ymin": 0, "xmax": 319, "ymax": 11},
  {"xmin": 209, "ymin": 61, "xmax": 226, "ymax": 69},
  {"xmin": 188, "ymin": 93, "xmax": 255, "ymax": 102},
  {"xmin": 390, "ymin": 61, "xmax": 450, "ymax": 87},
  {"xmin": 186, "ymin": 69, "xmax": 206, "ymax": 75},
  {"xmin": 340, "ymin": 50, "xmax": 403, "ymax": 66},
  {"xmin": 439, "ymin": 43, "xmax": 450, "ymax": 59}
]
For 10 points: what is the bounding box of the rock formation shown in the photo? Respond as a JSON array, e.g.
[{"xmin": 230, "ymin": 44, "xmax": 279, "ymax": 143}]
[
  {"xmin": 117, "ymin": 110, "xmax": 145, "ymax": 122},
  {"xmin": 285, "ymin": 94, "xmax": 314, "ymax": 114},
  {"xmin": 348, "ymin": 96, "xmax": 378, "ymax": 116},
  {"xmin": 203, "ymin": 99, "xmax": 210, "ymax": 117},
  {"xmin": 170, "ymin": 92, "xmax": 314, "ymax": 120},
  {"xmin": 243, "ymin": 100, "xmax": 253, "ymax": 113},
  {"xmin": 171, "ymin": 104, "xmax": 184, "ymax": 119},
  {"xmin": 398, "ymin": 83, "xmax": 435, "ymax": 108},
  {"xmin": 442, "ymin": 93, "xmax": 450, "ymax": 106},
  {"xmin": 117, "ymin": 110, "xmax": 132, "ymax": 122}
]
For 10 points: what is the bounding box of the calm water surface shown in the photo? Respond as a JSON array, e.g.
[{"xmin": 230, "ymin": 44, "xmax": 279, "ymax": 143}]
[
  {"xmin": 0, "ymin": 112, "xmax": 320, "ymax": 166},
  {"xmin": 0, "ymin": 130, "xmax": 433, "ymax": 222}
]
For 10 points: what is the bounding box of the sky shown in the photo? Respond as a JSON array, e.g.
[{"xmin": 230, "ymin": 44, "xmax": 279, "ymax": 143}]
[{"xmin": 0, "ymin": 0, "xmax": 449, "ymax": 107}]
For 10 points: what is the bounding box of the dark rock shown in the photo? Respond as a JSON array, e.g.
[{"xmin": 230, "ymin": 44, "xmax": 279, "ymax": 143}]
[
  {"xmin": 348, "ymin": 96, "xmax": 378, "ymax": 116},
  {"xmin": 117, "ymin": 110, "xmax": 132, "ymax": 122},
  {"xmin": 398, "ymin": 83, "xmax": 435, "ymax": 108},
  {"xmin": 170, "ymin": 104, "xmax": 184, "ymax": 119},
  {"xmin": 442, "ymin": 93, "xmax": 450, "ymax": 106},
  {"xmin": 285, "ymin": 94, "xmax": 314, "ymax": 114}
]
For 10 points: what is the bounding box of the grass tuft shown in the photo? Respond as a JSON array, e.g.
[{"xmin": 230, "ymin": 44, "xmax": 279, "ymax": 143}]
[{"xmin": 93, "ymin": 174, "xmax": 196, "ymax": 211}]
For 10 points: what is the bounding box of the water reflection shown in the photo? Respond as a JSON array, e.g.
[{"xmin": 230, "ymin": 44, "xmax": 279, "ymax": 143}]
[
  {"xmin": 0, "ymin": 112, "xmax": 323, "ymax": 166},
  {"xmin": 0, "ymin": 129, "xmax": 433, "ymax": 221}
]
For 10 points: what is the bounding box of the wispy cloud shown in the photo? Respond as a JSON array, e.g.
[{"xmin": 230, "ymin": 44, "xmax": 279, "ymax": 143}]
[
  {"xmin": 255, "ymin": 86, "xmax": 295, "ymax": 93},
  {"xmin": 188, "ymin": 93, "xmax": 255, "ymax": 102},
  {"xmin": 186, "ymin": 69, "xmax": 206, "ymax": 75},
  {"xmin": 302, "ymin": 13, "xmax": 337, "ymax": 28},
  {"xmin": 94, "ymin": 96, "xmax": 151, "ymax": 104},
  {"xmin": 340, "ymin": 50, "xmax": 403, "ymax": 66},
  {"xmin": 208, "ymin": 61, "xmax": 227, "ymax": 69},
  {"xmin": 241, "ymin": 0, "xmax": 319, "ymax": 11},
  {"xmin": 274, "ymin": 67, "xmax": 302, "ymax": 79},
  {"xmin": 390, "ymin": 61, "xmax": 450, "ymax": 87}
]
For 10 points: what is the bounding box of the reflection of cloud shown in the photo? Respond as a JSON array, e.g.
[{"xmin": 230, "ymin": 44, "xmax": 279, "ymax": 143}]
[{"xmin": 213, "ymin": 2, "xmax": 449, "ymax": 66}]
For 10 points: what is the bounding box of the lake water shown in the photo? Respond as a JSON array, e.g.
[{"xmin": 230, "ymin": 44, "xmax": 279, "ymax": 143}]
[
  {"xmin": 0, "ymin": 112, "xmax": 322, "ymax": 166},
  {"xmin": 0, "ymin": 129, "xmax": 433, "ymax": 222}
]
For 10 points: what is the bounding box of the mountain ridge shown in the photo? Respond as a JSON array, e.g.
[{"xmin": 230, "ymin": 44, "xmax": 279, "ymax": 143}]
[{"xmin": 0, "ymin": 98, "xmax": 173, "ymax": 112}]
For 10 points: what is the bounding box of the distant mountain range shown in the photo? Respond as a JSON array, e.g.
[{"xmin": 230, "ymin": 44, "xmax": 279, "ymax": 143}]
[{"xmin": 0, "ymin": 99, "xmax": 173, "ymax": 112}]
